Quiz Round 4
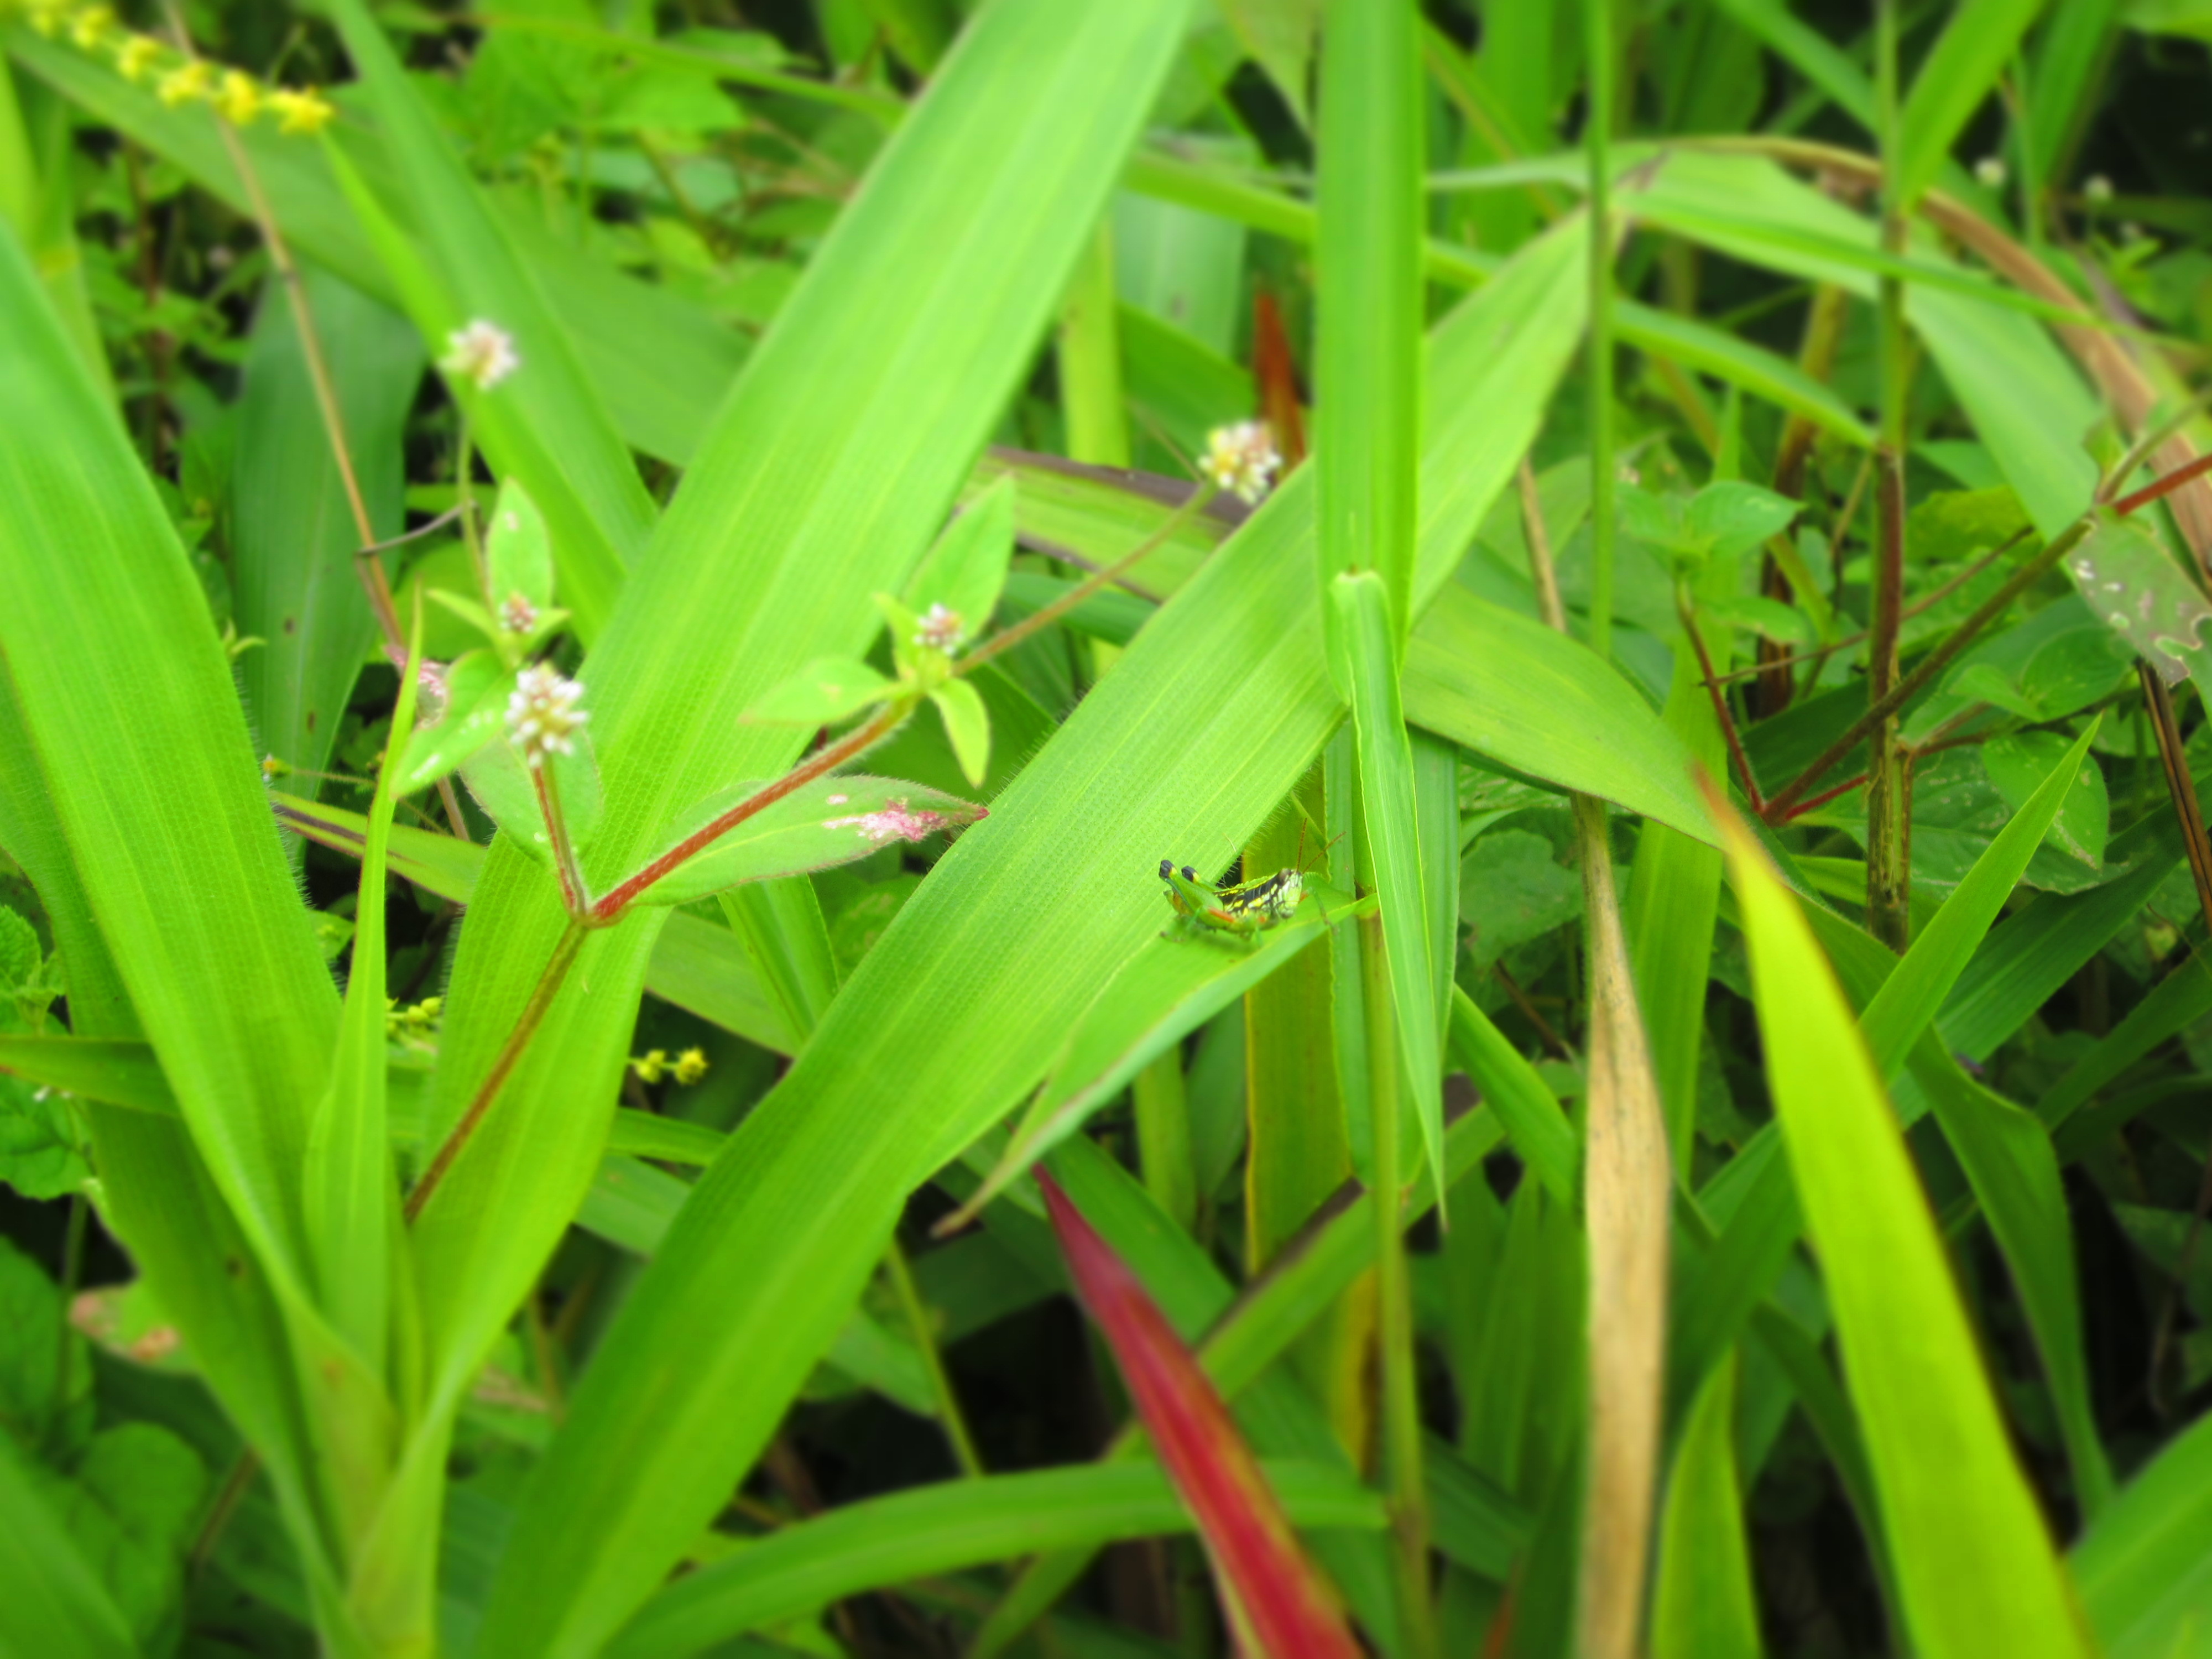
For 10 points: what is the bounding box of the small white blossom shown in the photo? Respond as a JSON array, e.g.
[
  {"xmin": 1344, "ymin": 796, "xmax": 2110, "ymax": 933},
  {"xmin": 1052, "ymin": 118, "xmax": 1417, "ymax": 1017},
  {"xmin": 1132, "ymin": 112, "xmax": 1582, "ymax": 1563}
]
[
  {"xmin": 440, "ymin": 320, "xmax": 520, "ymax": 392},
  {"xmin": 914, "ymin": 602, "xmax": 966, "ymax": 653},
  {"xmin": 506, "ymin": 662, "xmax": 587, "ymax": 769},
  {"xmin": 1974, "ymin": 155, "xmax": 2007, "ymax": 189},
  {"xmin": 2083, "ymin": 174, "xmax": 2114, "ymax": 204},
  {"xmin": 1199, "ymin": 420, "xmax": 1283, "ymax": 505},
  {"xmin": 499, "ymin": 591, "xmax": 539, "ymax": 635}
]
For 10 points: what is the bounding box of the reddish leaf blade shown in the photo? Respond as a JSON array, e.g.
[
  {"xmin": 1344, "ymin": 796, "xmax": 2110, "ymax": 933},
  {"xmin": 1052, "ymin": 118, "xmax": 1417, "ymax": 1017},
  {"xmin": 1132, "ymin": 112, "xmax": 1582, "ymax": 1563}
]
[
  {"xmin": 1039, "ymin": 1170, "xmax": 1362, "ymax": 1659},
  {"xmin": 1252, "ymin": 290, "xmax": 1308, "ymax": 469}
]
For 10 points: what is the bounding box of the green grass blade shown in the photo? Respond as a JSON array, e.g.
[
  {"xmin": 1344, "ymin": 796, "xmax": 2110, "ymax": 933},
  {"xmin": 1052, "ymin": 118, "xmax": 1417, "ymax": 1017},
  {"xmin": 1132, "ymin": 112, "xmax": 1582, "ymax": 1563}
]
[
  {"xmin": 717, "ymin": 879, "xmax": 838, "ymax": 1046},
  {"xmin": 1447, "ymin": 987, "xmax": 1577, "ymax": 1204},
  {"xmin": 1651, "ymin": 1359, "xmax": 1764, "ymax": 1659},
  {"xmin": 1315, "ymin": 0, "xmax": 1422, "ymax": 641},
  {"xmin": 1331, "ymin": 570, "xmax": 1445, "ymax": 1203},
  {"xmin": 301, "ymin": 623, "xmax": 421, "ymax": 1384},
  {"xmin": 1718, "ymin": 805, "xmax": 2094, "ymax": 1659},
  {"xmin": 2072, "ymin": 1405, "xmax": 2212, "ymax": 1658},
  {"xmin": 232, "ymin": 270, "xmax": 420, "ymax": 788},
  {"xmin": 1860, "ymin": 722, "xmax": 2101, "ymax": 1078},
  {"xmin": 487, "ymin": 217, "xmax": 1587, "ymax": 1659},
  {"xmin": 606, "ymin": 1461, "xmax": 1383, "ymax": 1659},
  {"xmin": 1896, "ymin": 0, "xmax": 2047, "ymax": 210},
  {"xmin": 0, "ymin": 220, "xmax": 336, "ymax": 1296},
  {"xmin": 321, "ymin": 0, "xmax": 658, "ymax": 641},
  {"xmin": 1622, "ymin": 631, "xmax": 1727, "ymax": 1167}
]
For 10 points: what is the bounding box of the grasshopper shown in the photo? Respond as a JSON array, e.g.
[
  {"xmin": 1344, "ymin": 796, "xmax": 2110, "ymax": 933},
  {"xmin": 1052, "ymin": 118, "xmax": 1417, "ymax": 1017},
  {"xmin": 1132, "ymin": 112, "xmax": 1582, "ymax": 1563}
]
[{"xmin": 1157, "ymin": 858, "xmax": 1306, "ymax": 947}]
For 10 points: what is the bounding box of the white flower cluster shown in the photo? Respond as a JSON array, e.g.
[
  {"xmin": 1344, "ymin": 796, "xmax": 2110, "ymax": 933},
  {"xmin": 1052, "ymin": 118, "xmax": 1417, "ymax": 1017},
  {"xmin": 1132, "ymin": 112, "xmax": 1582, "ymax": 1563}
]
[
  {"xmin": 1199, "ymin": 420, "xmax": 1284, "ymax": 505},
  {"xmin": 506, "ymin": 662, "xmax": 587, "ymax": 769},
  {"xmin": 441, "ymin": 320, "xmax": 521, "ymax": 392},
  {"xmin": 913, "ymin": 602, "xmax": 966, "ymax": 654}
]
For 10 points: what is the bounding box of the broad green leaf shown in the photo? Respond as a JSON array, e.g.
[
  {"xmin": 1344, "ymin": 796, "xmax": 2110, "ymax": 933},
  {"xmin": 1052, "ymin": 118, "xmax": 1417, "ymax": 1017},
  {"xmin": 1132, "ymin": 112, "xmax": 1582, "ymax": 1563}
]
[
  {"xmin": 1896, "ymin": 0, "xmax": 2048, "ymax": 209},
  {"xmin": 1651, "ymin": 1359, "xmax": 1763, "ymax": 1659},
  {"xmin": 1687, "ymin": 480, "xmax": 1799, "ymax": 560},
  {"xmin": 626, "ymin": 776, "xmax": 987, "ymax": 909},
  {"xmin": 0, "ymin": 688, "xmax": 343, "ymax": 1613},
  {"xmin": 2072, "ymin": 1405, "xmax": 2212, "ymax": 1658},
  {"xmin": 2063, "ymin": 512, "xmax": 2212, "ymax": 691},
  {"xmin": 1719, "ymin": 806, "xmax": 2095, "ymax": 1659},
  {"xmin": 0, "ymin": 218, "xmax": 338, "ymax": 1321},
  {"xmin": 1243, "ymin": 764, "xmax": 1352, "ymax": 1271},
  {"xmin": 232, "ymin": 268, "xmax": 420, "ymax": 789},
  {"xmin": 488, "ymin": 212, "xmax": 1589, "ymax": 1659},
  {"xmin": 1984, "ymin": 731, "xmax": 2109, "ymax": 869},
  {"xmin": 1404, "ymin": 584, "xmax": 1718, "ymax": 844},
  {"xmin": 464, "ymin": 6, "xmax": 1206, "ymax": 1654},
  {"xmin": 606, "ymin": 1460, "xmax": 1381, "ymax": 1659},
  {"xmin": 322, "ymin": 0, "xmax": 659, "ymax": 641}
]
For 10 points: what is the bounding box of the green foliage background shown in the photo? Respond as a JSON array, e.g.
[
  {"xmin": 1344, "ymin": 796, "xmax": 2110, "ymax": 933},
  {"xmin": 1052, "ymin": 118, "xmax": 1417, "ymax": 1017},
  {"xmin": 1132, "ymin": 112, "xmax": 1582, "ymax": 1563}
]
[{"xmin": 2, "ymin": 0, "xmax": 2211, "ymax": 1655}]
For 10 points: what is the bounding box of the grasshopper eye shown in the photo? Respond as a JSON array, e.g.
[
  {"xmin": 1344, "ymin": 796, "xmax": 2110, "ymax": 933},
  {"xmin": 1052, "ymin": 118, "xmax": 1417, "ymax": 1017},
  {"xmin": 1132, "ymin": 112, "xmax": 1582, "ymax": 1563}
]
[
  {"xmin": 1158, "ymin": 858, "xmax": 1173, "ymax": 880},
  {"xmin": 1180, "ymin": 866, "xmax": 1197, "ymax": 882}
]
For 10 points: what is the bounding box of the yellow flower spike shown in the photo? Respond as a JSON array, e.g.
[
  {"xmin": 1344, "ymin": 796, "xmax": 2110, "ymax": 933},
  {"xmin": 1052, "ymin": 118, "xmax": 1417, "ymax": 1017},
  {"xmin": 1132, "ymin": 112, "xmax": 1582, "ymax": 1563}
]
[
  {"xmin": 629, "ymin": 1050, "xmax": 669, "ymax": 1085},
  {"xmin": 214, "ymin": 69, "xmax": 262, "ymax": 126},
  {"xmin": 267, "ymin": 86, "xmax": 337, "ymax": 137},
  {"xmin": 70, "ymin": 6, "xmax": 114, "ymax": 49},
  {"xmin": 672, "ymin": 1048, "xmax": 709, "ymax": 1087},
  {"xmin": 156, "ymin": 60, "xmax": 213, "ymax": 107},
  {"xmin": 114, "ymin": 34, "xmax": 160, "ymax": 83}
]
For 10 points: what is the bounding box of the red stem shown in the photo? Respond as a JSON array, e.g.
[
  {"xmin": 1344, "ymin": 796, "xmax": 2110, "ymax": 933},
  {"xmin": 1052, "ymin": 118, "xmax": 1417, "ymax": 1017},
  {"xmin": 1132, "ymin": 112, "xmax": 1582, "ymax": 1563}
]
[
  {"xmin": 2114, "ymin": 451, "xmax": 2212, "ymax": 519},
  {"xmin": 587, "ymin": 703, "xmax": 907, "ymax": 922}
]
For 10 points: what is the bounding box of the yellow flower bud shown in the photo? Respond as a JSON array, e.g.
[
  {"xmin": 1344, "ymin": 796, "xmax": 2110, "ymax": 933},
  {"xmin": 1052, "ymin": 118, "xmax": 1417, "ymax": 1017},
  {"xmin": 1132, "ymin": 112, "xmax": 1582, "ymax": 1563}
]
[
  {"xmin": 156, "ymin": 61, "xmax": 213, "ymax": 107},
  {"xmin": 214, "ymin": 69, "xmax": 262, "ymax": 126},
  {"xmin": 115, "ymin": 34, "xmax": 161, "ymax": 83},
  {"xmin": 267, "ymin": 86, "xmax": 337, "ymax": 137},
  {"xmin": 70, "ymin": 6, "xmax": 114, "ymax": 49},
  {"xmin": 672, "ymin": 1047, "xmax": 709, "ymax": 1086}
]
